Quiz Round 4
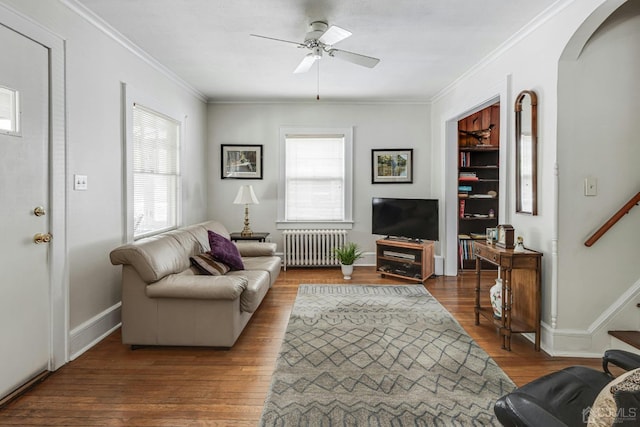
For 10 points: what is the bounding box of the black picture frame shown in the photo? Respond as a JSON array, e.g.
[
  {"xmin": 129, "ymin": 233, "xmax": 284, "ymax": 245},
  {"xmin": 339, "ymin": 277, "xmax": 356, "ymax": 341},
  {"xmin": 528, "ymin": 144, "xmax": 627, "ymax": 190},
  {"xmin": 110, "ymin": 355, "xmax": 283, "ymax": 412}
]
[
  {"xmin": 221, "ymin": 144, "xmax": 263, "ymax": 179},
  {"xmin": 371, "ymin": 149, "xmax": 413, "ymax": 184}
]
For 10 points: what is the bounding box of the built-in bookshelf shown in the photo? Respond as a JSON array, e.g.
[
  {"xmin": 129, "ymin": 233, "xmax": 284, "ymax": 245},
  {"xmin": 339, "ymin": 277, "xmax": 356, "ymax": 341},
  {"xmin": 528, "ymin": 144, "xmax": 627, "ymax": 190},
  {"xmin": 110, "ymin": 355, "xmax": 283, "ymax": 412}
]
[{"xmin": 458, "ymin": 103, "xmax": 500, "ymax": 270}]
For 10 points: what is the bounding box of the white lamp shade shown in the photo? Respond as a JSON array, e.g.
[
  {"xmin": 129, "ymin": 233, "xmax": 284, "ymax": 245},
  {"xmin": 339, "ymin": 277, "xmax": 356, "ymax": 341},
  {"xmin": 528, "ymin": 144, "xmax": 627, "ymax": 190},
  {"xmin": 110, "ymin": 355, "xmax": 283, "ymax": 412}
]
[{"xmin": 233, "ymin": 185, "xmax": 259, "ymax": 205}]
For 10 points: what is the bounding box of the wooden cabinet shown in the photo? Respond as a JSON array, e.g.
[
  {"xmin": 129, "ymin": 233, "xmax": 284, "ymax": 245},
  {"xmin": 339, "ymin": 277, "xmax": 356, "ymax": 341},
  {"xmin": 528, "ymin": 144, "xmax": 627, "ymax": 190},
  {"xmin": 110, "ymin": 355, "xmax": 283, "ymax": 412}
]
[
  {"xmin": 474, "ymin": 242, "xmax": 542, "ymax": 351},
  {"xmin": 458, "ymin": 103, "xmax": 500, "ymax": 270},
  {"xmin": 376, "ymin": 239, "xmax": 434, "ymax": 283}
]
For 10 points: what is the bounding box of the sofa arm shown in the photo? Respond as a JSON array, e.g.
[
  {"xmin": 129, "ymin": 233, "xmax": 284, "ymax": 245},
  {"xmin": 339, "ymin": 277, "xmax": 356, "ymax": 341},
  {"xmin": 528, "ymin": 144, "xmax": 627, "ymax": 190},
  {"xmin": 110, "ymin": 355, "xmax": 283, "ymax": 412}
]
[
  {"xmin": 236, "ymin": 241, "xmax": 277, "ymax": 257},
  {"xmin": 146, "ymin": 274, "xmax": 248, "ymax": 300},
  {"xmin": 603, "ymin": 349, "xmax": 640, "ymax": 375}
]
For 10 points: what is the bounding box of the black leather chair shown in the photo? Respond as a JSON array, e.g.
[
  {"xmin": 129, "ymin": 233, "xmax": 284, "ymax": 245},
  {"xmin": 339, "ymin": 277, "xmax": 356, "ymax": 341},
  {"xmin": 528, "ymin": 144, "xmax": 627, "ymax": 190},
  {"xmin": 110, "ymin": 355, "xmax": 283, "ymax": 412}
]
[{"xmin": 494, "ymin": 349, "xmax": 640, "ymax": 426}]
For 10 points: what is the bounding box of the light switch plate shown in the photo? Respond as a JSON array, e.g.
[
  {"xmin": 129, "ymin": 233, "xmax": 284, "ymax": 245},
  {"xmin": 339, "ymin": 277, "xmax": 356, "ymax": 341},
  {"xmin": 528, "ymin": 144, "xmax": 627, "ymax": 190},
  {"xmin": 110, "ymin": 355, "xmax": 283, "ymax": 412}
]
[
  {"xmin": 585, "ymin": 176, "xmax": 597, "ymax": 196},
  {"xmin": 74, "ymin": 174, "xmax": 88, "ymax": 191}
]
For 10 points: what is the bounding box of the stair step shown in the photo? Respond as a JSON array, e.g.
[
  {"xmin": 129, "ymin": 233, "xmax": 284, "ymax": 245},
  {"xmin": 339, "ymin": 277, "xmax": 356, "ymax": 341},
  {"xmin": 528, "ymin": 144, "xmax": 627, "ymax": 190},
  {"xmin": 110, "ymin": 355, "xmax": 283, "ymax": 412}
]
[{"xmin": 609, "ymin": 331, "xmax": 640, "ymax": 350}]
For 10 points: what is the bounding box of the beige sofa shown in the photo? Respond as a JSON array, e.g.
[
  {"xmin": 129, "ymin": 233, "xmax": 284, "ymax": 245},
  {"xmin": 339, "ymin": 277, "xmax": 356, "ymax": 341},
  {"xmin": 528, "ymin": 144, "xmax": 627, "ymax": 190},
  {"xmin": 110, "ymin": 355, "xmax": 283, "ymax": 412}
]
[{"xmin": 109, "ymin": 220, "xmax": 280, "ymax": 348}]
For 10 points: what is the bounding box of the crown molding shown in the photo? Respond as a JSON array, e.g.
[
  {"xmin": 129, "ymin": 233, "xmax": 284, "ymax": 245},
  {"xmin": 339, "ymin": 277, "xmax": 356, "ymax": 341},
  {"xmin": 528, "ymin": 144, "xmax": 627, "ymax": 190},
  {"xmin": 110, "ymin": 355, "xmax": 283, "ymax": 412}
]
[
  {"xmin": 60, "ymin": 0, "xmax": 207, "ymax": 103},
  {"xmin": 431, "ymin": 0, "xmax": 573, "ymax": 103}
]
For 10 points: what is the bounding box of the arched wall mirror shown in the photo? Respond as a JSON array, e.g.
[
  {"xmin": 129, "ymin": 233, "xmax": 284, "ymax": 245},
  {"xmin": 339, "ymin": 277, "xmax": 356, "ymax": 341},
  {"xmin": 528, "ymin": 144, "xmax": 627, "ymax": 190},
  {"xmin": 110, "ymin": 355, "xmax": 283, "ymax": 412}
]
[{"xmin": 515, "ymin": 90, "xmax": 538, "ymax": 215}]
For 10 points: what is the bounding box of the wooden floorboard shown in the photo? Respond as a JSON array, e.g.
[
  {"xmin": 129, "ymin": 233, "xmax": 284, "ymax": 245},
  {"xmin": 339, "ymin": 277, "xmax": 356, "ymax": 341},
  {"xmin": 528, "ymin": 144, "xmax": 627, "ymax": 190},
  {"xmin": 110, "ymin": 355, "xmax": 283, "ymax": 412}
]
[{"xmin": 0, "ymin": 267, "xmax": 605, "ymax": 425}]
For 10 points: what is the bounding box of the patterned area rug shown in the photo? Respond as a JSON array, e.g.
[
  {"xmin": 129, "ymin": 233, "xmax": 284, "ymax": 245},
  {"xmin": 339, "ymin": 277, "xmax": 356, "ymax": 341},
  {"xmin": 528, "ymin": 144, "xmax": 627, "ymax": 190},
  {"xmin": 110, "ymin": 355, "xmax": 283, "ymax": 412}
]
[{"xmin": 259, "ymin": 284, "xmax": 515, "ymax": 426}]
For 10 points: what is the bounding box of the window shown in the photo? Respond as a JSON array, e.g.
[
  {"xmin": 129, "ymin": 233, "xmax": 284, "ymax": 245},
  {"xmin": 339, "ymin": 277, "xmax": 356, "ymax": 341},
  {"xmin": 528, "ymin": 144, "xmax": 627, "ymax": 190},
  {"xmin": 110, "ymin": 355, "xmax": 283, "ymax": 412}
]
[
  {"xmin": 131, "ymin": 103, "xmax": 180, "ymax": 238},
  {"xmin": 0, "ymin": 85, "xmax": 20, "ymax": 135},
  {"xmin": 278, "ymin": 127, "xmax": 353, "ymax": 227}
]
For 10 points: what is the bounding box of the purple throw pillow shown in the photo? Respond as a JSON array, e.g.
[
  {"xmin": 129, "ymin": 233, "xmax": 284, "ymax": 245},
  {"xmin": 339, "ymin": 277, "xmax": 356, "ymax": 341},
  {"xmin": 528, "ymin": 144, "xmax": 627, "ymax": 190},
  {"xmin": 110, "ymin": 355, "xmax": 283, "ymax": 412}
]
[{"xmin": 208, "ymin": 230, "xmax": 244, "ymax": 271}]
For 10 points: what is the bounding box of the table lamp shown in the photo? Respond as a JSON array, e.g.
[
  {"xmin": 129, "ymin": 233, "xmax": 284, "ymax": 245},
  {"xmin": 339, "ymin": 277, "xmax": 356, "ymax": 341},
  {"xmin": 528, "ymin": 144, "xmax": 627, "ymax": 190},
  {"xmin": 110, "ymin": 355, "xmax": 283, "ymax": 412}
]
[{"xmin": 233, "ymin": 185, "xmax": 259, "ymax": 236}]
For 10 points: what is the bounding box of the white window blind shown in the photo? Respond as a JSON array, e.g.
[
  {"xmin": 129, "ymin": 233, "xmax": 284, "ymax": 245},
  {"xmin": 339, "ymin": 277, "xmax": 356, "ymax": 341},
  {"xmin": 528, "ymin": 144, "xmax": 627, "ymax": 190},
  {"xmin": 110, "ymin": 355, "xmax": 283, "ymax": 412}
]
[
  {"xmin": 132, "ymin": 103, "xmax": 180, "ymax": 238},
  {"xmin": 0, "ymin": 86, "xmax": 19, "ymax": 135},
  {"xmin": 285, "ymin": 135, "xmax": 345, "ymax": 221}
]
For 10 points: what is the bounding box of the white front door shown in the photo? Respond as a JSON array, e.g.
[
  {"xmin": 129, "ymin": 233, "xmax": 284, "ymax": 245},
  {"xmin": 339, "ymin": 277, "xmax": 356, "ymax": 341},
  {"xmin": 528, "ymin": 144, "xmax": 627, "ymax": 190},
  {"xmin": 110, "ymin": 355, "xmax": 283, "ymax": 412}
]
[{"xmin": 0, "ymin": 23, "xmax": 51, "ymax": 399}]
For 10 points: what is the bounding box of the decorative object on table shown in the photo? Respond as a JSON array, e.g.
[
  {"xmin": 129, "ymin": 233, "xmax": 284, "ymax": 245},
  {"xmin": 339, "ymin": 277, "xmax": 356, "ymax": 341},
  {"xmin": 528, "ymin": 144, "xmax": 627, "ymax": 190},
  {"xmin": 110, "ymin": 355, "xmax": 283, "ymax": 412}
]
[
  {"xmin": 515, "ymin": 90, "xmax": 538, "ymax": 215},
  {"xmin": 260, "ymin": 285, "xmax": 515, "ymax": 425},
  {"xmin": 371, "ymin": 148, "xmax": 413, "ymax": 184},
  {"xmin": 490, "ymin": 278, "xmax": 503, "ymax": 319},
  {"xmin": 514, "ymin": 236, "xmax": 525, "ymax": 253},
  {"xmin": 496, "ymin": 224, "xmax": 515, "ymax": 249},
  {"xmin": 233, "ymin": 185, "xmax": 259, "ymax": 237},
  {"xmin": 333, "ymin": 242, "xmax": 364, "ymax": 279},
  {"xmin": 486, "ymin": 227, "xmax": 496, "ymax": 245},
  {"xmin": 221, "ymin": 144, "xmax": 263, "ymax": 179}
]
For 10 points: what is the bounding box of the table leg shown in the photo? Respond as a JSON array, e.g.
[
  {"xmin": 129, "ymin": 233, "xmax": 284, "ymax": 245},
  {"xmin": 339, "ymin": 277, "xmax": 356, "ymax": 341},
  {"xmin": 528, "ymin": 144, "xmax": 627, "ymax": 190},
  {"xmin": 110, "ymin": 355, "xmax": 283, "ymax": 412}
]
[
  {"xmin": 503, "ymin": 268, "xmax": 512, "ymax": 351},
  {"xmin": 474, "ymin": 255, "xmax": 481, "ymax": 325}
]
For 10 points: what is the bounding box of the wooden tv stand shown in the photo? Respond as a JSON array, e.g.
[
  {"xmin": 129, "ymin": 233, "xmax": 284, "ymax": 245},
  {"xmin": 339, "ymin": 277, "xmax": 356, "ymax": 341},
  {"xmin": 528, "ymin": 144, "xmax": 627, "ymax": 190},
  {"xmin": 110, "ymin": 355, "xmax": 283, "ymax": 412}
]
[{"xmin": 376, "ymin": 239, "xmax": 435, "ymax": 283}]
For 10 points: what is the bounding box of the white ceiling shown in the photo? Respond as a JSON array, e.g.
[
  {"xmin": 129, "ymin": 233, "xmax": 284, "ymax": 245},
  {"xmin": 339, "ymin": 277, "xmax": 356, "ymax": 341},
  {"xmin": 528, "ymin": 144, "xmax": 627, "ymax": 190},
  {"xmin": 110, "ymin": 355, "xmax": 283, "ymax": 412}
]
[{"xmin": 74, "ymin": 0, "xmax": 558, "ymax": 102}]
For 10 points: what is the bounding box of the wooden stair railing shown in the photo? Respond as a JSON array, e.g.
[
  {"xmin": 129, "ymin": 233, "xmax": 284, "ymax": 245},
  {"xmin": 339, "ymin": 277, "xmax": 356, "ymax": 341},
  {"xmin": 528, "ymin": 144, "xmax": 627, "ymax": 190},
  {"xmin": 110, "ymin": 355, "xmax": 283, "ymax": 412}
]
[{"xmin": 585, "ymin": 191, "xmax": 640, "ymax": 247}]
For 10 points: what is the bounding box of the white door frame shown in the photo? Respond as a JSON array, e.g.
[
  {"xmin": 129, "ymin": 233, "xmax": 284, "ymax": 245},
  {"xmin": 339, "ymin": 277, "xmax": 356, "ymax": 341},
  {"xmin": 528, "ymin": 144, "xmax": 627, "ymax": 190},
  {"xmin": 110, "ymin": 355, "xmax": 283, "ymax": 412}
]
[{"xmin": 0, "ymin": 3, "xmax": 68, "ymax": 370}]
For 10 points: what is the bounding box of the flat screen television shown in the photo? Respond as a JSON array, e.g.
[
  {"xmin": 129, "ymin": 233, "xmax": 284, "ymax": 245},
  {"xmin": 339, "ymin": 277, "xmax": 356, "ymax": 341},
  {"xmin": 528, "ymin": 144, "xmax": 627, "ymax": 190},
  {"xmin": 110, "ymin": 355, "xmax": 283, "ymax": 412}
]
[{"xmin": 372, "ymin": 197, "xmax": 439, "ymax": 241}]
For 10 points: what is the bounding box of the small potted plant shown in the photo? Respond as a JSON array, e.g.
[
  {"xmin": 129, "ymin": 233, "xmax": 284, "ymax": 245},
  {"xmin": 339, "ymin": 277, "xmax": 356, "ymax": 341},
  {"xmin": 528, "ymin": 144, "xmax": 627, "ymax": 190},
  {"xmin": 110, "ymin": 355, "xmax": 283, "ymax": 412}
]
[{"xmin": 333, "ymin": 242, "xmax": 364, "ymax": 280}]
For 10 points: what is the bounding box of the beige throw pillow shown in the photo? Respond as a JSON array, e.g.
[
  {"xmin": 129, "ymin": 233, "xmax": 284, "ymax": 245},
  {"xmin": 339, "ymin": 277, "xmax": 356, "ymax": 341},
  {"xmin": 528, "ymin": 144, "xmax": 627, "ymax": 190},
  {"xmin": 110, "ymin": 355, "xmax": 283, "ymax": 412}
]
[{"xmin": 587, "ymin": 368, "xmax": 640, "ymax": 427}]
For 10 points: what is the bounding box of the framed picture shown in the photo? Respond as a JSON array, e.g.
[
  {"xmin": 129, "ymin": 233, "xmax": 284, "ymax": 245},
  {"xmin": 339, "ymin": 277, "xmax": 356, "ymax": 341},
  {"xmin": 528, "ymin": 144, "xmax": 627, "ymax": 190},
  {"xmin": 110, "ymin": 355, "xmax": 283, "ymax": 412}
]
[
  {"xmin": 221, "ymin": 144, "xmax": 263, "ymax": 179},
  {"xmin": 371, "ymin": 149, "xmax": 413, "ymax": 184}
]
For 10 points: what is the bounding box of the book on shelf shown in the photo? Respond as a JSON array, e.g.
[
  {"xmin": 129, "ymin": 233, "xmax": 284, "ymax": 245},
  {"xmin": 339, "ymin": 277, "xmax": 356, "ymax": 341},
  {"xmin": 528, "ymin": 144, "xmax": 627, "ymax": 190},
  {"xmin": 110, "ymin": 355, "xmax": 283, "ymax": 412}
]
[
  {"xmin": 460, "ymin": 151, "xmax": 471, "ymax": 168},
  {"xmin": 459, "ymin": 152, "xmax": 471, "ymax": 167},
  {"xmin": 458, "ymin": 193, "xmax": 469, "ymax": 198},
  {"xmin": 458, "ymin": 185, "xmax": 472, "ymax": 192},
  {"xmin": 468, "ymin": 194, "xmax": 495, "ymax": 199},
  {"xmin": 458, "ymin": 239, "xmax": 477, "ymax": 262},
  {"xmin": 458, "ymin": 234, "xmax": 471, "ymax": 239},
  {"xmin": 458, "ymin": 176, "xmax": 479, "ymax": 181},
  {"xmin": 459, "ymin": 199, "xmax": 465, "ymax": 218}
]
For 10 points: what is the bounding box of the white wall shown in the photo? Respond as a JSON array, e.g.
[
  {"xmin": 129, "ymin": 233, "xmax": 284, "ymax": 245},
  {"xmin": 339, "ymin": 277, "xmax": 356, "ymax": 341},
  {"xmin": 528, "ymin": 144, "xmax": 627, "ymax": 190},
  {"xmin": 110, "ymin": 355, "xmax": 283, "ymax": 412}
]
[
  {"xmin": 557, "ymin": 0, "xmax": 640, "ymax": 329},
  {"xmin": 430, "ymin": 0, "xmax": 635, "ymax": 355},
  {"xmin": 0, "ymin": 0, "xmax": 208, "ymax": 354},
  {"xmin": 207, "ymin": 103, "xmax": 432, "ymax": 257}
]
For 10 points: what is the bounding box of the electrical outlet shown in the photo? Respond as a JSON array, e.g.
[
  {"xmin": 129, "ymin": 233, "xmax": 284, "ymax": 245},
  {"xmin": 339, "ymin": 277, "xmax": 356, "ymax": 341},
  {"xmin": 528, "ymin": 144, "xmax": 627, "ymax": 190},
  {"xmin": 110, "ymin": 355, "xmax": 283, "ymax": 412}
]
[{"xmin": 74, "ymin": 174, "xmax": 88, "ymax": 191}]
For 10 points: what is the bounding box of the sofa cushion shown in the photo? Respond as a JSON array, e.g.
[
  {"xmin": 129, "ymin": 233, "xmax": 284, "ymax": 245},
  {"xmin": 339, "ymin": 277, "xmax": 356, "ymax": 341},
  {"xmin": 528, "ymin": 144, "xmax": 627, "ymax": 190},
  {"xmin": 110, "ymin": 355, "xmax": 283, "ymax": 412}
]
[
  {"xmin": 110, "ymin": 230, "xmax": 196, "ymax": 283},
  {"xmin": 208, "ymin": 230, "xmax": 244, "ymax": 270},
  {"xmin": 190, "ymin": 253, "xmax": 231, "ymax": 276},
  {"xmin": 236, "ymin": 241, "xmax": 277, "ymax": 257},
  {"xmin": 184, "ymin": 220, "xmax": 231, "ymax": 252},
  {"xmin": 241, "ymin": 256, "xmax": 281, "ymax": 287},
  {"xmin": 146, "ymin": 271, "xmax": 248, "ymax": 300}
]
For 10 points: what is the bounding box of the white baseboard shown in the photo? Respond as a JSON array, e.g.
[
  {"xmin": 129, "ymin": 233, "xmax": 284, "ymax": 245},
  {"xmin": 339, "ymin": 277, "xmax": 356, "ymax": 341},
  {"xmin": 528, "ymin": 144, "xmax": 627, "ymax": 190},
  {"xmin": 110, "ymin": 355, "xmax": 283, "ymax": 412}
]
[{"xmin": 69, "ymin": 302, "xmax": 122, "ymax": 360}]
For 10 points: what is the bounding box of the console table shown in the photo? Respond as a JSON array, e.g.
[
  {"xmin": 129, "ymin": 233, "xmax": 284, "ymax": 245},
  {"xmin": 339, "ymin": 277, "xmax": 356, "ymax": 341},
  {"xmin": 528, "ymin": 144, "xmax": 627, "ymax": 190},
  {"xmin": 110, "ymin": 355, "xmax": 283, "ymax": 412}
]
[{"xmin": 474, "ymin": 241, "xmax": 542, "ymax": 351}]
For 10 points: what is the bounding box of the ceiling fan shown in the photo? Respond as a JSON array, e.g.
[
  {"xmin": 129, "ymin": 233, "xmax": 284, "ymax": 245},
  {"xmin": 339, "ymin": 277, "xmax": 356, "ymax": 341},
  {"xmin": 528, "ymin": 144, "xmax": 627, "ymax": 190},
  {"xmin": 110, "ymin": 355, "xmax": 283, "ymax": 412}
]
[{"xmin": 251, "ymin": 21, "xmax": 380, "ymax": 74}]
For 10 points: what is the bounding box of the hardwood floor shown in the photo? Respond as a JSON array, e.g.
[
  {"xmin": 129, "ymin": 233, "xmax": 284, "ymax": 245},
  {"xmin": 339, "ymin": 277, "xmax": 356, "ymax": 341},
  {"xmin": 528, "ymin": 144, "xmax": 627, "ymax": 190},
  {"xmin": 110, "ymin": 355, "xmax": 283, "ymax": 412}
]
[{"xmin": 0, "ymin": 267, "xmax": 604, "ymax": 425}]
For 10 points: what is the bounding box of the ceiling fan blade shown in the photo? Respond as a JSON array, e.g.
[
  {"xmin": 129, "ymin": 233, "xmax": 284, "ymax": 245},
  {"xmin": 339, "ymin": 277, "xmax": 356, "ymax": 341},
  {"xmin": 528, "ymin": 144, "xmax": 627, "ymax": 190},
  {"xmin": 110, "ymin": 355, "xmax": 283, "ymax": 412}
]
[
  {"xmin": 328, "ymin": 49, "xmax": 380, "ymax": 68},
  {"xmin": 250, "ymin": 34, "xmax": 305, "ymax": 47},
  {"xmin": 318, "ymin": 25, "xmax": 352, "ymax": 45},
  {"xmin": 294, "ymin": 53, "xmax": 318, "ymax": 74}
]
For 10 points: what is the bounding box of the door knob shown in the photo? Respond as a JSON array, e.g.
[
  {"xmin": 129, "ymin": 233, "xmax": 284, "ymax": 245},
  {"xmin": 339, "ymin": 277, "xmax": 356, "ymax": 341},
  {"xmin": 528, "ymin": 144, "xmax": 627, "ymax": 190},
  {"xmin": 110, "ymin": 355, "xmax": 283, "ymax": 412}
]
[
  {"xmin": 34, "ymin": 233, "xmax": 52, "ymax": 244},
  {"xmin": 34, "ymin": 206, "xmax": 46, "ymax": 216}
]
